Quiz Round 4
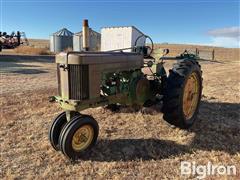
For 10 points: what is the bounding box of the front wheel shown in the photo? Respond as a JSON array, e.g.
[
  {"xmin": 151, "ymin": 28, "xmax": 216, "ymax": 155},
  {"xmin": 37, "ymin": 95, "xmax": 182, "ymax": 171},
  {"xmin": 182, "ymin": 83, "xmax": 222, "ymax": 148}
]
[
  {"xmin": 162, "ymin": 59, "xmax": 202, "ymax": 129},
  {"xmin": 59, "ymin": 115, "xmax": 99, "ymax": 160},
  {"xmin": 49, "ymin": 111, "xmax": 80, "ymax": 151}
]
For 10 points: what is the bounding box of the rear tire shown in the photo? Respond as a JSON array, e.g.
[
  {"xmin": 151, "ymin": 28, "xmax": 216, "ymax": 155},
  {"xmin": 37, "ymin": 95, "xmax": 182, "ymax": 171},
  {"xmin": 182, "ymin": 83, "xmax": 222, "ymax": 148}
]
[{"xmin": 162, "ymin": 59, "xmax": 202, "ymax": 129}]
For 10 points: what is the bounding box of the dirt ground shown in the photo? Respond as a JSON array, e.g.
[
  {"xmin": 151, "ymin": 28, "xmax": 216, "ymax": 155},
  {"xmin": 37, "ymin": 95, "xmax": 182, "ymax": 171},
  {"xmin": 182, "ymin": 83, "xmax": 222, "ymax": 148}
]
[{"xmin": 0, "ymin": 47, "xmax": 239, "ymax": 179}]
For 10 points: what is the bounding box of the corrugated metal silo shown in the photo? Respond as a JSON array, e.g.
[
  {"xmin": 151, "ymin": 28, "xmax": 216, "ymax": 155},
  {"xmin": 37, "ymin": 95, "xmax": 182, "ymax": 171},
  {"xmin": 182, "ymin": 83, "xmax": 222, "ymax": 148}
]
[
  {"xmin": 50, "ymin": 28, "xmax": 73, "ymax": 52},
  {"xmin": 73, "ymin": 28, "xmax": 101, "ymax": 51}
]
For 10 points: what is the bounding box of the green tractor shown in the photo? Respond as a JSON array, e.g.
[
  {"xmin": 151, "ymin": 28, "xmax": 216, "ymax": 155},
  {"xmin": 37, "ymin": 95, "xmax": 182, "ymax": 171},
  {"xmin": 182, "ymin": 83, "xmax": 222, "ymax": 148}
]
[
  {"xmin": 48, "ymin": 22, "xmax": 202, "ymax": 160},
  {"xmin": 48, "ymin": 50, "xmax": 202, "ymax": 160}
]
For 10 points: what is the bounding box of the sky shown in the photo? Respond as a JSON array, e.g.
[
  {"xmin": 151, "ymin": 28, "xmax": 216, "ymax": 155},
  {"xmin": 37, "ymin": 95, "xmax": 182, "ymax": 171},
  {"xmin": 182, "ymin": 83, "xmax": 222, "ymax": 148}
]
[{"xmin": 0, "ymin": 0, "xmax": 239, "ymax": 48}]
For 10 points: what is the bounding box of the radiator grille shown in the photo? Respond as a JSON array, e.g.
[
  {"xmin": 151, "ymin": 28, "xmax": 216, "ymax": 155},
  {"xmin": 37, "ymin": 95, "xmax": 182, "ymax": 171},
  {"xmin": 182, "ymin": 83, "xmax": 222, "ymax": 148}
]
[{"xmin": 69, "ymin": 65, "xmax": 89, "ymax": 100}]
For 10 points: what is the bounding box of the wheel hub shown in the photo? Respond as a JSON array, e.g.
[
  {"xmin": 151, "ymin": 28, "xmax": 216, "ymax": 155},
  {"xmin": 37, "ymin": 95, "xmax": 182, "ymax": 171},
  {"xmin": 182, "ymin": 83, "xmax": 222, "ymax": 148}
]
[
  {"xmin": 183, "ymin": 72, "xmax": 200, "ymax": 120},
  {"xmin": 72, "ymin": 125, "xmax": 94, "ymax": 151}
]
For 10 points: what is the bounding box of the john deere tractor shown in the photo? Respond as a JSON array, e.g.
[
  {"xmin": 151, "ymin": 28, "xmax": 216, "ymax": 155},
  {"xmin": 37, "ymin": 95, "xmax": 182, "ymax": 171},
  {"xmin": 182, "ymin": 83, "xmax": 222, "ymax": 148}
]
[{"xmin": 48, "ymin": 21, "xmax": 202, "ymax": 160}]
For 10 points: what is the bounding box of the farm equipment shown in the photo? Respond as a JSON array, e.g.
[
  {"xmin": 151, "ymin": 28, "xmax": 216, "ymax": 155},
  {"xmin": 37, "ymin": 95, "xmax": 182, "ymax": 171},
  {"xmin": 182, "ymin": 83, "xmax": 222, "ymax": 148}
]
[
  {"xmin": 48, "ymin": 20, "xmax": 203, "ymax": 160},
  {"xmin": 0, "ymin": 31, "xmax": 29, "ymax": 51}
]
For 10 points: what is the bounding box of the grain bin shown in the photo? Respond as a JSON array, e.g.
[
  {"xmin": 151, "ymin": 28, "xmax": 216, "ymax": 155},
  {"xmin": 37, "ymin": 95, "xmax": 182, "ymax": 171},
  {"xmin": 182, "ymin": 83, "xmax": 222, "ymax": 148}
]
[
  {"xmin": 101, "ymin": 26, "xmax": 146, "ymax": 52},
  {"xmin": 73, "ymin": 28, "xmax": 101, "ymax": 51},
  {"xmin": 50, "ymin": 28, "xmax": 73, "ymax": 52}
]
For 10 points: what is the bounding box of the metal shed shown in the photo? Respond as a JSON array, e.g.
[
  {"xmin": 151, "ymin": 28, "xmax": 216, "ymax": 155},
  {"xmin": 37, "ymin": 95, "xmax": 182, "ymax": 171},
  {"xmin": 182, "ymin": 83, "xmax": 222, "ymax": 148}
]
[
  {"xmin": 101, "ymin": 26, "xmax": 146, "ymax": 52},
  {"xmin": 73, "ymin": 28, "xmax": 101, "ymax": 51},
  {"xmin": 50, "ymin": 28, "xmax": 73, "ymax": 53}
]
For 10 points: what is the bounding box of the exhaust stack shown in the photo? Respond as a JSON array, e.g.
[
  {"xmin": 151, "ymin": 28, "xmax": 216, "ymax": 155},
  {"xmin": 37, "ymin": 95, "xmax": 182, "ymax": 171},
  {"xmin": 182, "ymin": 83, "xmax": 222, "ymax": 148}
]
[{"xmin": 82, "ymin": 19, "xmax": 89, "ymax": 51}]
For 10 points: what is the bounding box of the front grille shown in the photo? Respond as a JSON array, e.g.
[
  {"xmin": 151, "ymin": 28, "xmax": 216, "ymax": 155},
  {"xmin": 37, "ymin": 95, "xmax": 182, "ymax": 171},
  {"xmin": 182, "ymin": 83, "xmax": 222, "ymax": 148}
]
[
  {"xmin": 57, "ymin": 64, "xmax": 61, "ymax": 96},
  {"xmin": 68, "ymin": 65, "xmax": 89, "ymax": 100}
]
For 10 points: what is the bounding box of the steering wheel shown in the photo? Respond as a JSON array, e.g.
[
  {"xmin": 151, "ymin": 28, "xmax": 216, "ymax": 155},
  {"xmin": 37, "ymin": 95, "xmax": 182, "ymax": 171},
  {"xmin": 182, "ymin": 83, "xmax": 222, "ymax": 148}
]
[{"xmin": 134, "ymin": 35, "xmax": 154, "ymax": 58}]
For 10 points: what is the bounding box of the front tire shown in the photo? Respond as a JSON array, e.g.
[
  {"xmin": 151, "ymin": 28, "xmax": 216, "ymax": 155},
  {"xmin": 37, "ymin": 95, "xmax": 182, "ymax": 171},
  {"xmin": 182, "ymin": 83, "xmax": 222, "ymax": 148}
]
[
  {"xmin": 59, "ymin": 115, "xmax": 99, "ymax": 160},
  {"xmin": 49, "ymin": 112, "xmax": 68, "ymax": 151},
  {"xmin": 162, "ymin": 59, "xmax": 202, "ymax": 129},
  {"xmin": 49, "ymin": 111, "xmax": 80, "ymax": 151}
]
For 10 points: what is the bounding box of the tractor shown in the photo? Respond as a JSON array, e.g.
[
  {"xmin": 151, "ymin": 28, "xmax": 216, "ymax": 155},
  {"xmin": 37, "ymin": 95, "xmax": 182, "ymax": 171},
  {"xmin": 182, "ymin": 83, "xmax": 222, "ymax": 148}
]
[{"xmin": 48, "ymin": 20, "xmax": 202, "ymax": 160}]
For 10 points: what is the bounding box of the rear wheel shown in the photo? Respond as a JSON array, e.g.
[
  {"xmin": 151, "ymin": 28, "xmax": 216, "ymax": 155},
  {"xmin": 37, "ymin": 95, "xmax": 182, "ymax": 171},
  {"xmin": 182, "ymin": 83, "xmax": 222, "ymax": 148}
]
[
  {"xmin": 162, "ymin": 59, "xmax": 202, "ymax": 129},
  {"xmin": 59, "ymin": 115, "xmax": 99, "ymax": 160}
]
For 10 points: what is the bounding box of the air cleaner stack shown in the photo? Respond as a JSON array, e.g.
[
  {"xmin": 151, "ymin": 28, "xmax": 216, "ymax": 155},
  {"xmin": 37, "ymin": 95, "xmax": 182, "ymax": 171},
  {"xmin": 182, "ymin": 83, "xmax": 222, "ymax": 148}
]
[{"xmin": 82, "ymin": 19, "xmax": 90, "ymax": 51}]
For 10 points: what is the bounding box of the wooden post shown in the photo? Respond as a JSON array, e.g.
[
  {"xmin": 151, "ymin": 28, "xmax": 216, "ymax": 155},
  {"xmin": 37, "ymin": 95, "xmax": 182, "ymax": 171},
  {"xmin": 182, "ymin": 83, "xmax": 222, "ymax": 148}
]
[{"xmin": 212, "ymin": 49, "xmax": 215, "ymax": 60}]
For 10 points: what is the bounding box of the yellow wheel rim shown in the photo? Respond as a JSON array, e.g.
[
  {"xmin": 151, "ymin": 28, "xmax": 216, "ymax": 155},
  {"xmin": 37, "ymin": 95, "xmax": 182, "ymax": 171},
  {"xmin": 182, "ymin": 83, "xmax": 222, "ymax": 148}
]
[
  {"xmin": 183, "ymin": 72, "xmax": 200, "ymax": 120},
  {"xmin": 72, "ymin": 125, "xmax": 94, "ymax": 151}
]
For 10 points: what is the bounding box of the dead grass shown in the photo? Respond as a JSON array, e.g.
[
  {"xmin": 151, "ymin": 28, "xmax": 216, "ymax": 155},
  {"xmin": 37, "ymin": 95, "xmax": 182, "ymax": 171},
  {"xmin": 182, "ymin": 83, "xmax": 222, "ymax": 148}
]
[
  {"xmin": 0, "ymin": 46, "xmax": 239, "ymax": 179},
  {"xmin": 13, "ymin": 46, "xmax": 51, "ymax": 55}
]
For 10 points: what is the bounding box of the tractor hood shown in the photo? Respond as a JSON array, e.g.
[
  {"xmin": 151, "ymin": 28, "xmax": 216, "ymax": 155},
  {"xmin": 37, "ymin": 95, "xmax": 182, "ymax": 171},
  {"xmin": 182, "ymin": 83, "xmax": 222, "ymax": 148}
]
[{"xmin": 56, "ymin": 51, "xmax": 144, "ymax": 66}]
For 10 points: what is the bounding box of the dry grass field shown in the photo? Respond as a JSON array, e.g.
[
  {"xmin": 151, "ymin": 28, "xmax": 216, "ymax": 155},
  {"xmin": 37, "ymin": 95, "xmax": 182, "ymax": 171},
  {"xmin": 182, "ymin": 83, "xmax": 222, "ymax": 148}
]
[
  {"xmin": 0, "ymin": 45, "xmax": 239, "ymax": 179},
  {"xmin": 28, "ymin": 39, "xmax": 49, "ymax": 49},
  {"xmin": 13, "ymin": 46, "xmax": 51, "ymax": 55}
]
